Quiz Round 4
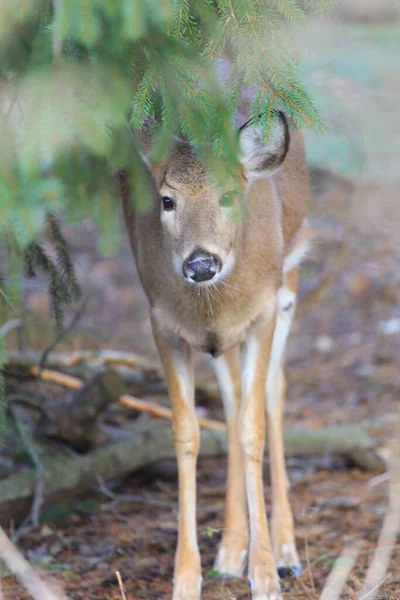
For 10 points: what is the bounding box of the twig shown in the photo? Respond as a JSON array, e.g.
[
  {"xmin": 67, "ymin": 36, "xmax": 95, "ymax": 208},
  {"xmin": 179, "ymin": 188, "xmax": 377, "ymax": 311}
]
[
  {"xmin": 28, "ymin": 367, "xmax": 82, "ymax": 389},
  {"xmin": 5, "ymin": 349, "xmax": 219, "ymax": 400},
  {"xmin": 120, "ymin": 394, "xmax": 225, "ymax": 431},
  {"xmin": 0, "ymin": 526, "xmax": 68, "ymax": 600},
  {"xmin": 39, "ymin": 297, "xmax": 88, "ymax": 372},
  {"xmin": 0, "ymin": 424, "xmax": 385, "ymax": 528},
  {"xmin": 304, "ymin": 533, "xmax": 316, "ymax": 594},
  {"xmin": 358, "ymin": 574, "xmax": 392, "ymax": 600},
  {"xmin": 97, "ymin": 476, "xmax": 176, "ymax": 510},
  {"xmin": 0, "ymin": 319, "xmax": 22, "ymax": 338},
  {"xmin": 26, "ymin": 349, "xmax": 159, "ymax": 372},
  {"xmin": 104, "ymin": 494, "xmax": 176, "ymax": 511},
  {"xmin": 24, "ymin": 366, "xmax": 225, "ymax": 431},
  {"xmin": 8, "ymin": 397, "xmax": 46, "ymax": 540},
  {"xmin": 357, "ymin": 445, "xmax": 400, "ymax": 599},
  {"xmin": 319, "ymin": 542, "xmax": 362, "ymax": 600},
  {"xmin": 115, "ymin": 571, "xmax": 127, "ymax": 600},
  {"xmin": 367, "ymin": 472, "xmax": 390, "ymax": 488},
  {"xmin": 0, "ymin": 286, "xmax": 12, "ymax": 307}
]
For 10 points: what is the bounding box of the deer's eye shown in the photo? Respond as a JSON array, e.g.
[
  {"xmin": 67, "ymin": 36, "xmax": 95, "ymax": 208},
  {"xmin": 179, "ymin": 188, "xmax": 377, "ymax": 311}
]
[{"xmin": 162, "ymin": 196, "xmax": 175, "ymax": 211}]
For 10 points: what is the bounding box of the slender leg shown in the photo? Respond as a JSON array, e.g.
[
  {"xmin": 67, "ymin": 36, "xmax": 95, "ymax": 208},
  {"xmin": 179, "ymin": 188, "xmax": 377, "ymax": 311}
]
[
  {"xmin": 152, "ymin": 320, "xmax": 201, "ymax": 600},
  {"xmin": 211, "ymin": 346, "xmax": 248, "ymax": 577},
  {"xmin": 240, "ymin": 303, "xmax": 282, "ymax": 600},
  {"xmin": 266, "ymin": 269, "xmax": 301, "ymax": 577}
]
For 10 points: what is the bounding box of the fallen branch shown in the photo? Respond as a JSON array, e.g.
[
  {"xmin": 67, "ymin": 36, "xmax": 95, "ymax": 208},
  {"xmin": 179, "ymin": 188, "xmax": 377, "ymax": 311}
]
[
  {"xmin": 11, "ymin": 366, "xmax": 390, "ymax": 449},
  {"xmin": 24, "ymin": 366, "xmax": 224, "ymax": 432},
  {"xmin": 8, "ymin": 401, "xmax": 46, "ymax": 539},
  {"xmin": 6, "ymin": 364, "xmax": 386, "ymax": 471},
  {"xmin": 0, "ymin": 423, "xmax": 384, "ymax": 526},
  {"xmin": 0, "ymin": 319, "xmax": 22, "ymax": 338},
  {"xmin": 315, "ymin": 436, "xmax": 400, "ymax": 600},
  {"xmin": 358, "ymin": 443, "xmax": 400, "ymax": 599},
  {"xmin": 28, "ymin": 366, "xmax": 82, "ymax": 390},
  {"xmin": 0, "ymin": 526, "xmax": 67, "ymax": 600},
  {"xmin": 6, "ymin": 350, "xmax": 162, "ymax": 377},
  {"xmin": 319, "ymin": 542, "xmax": 362, "ymax": 600},
  {"xmin": 35, "ymin": 370, "xmax": 127, "ymax": 450},
  {"xmin": 119, "ymin": 395, "xmax": 224, "ymax": 431},
  {"xmin": 38, "ymin": 297, "xmax": 88, "ymax": 372},
  {"xmin": 5, "ymin": 351, "xmax": 218, "ymax": 401}
]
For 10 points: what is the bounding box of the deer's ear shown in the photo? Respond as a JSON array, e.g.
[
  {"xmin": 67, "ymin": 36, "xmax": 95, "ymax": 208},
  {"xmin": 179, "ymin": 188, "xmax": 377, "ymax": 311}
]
[{"xmin": 239, "ymin": 111, "xmax": 289, "ymax": 178}]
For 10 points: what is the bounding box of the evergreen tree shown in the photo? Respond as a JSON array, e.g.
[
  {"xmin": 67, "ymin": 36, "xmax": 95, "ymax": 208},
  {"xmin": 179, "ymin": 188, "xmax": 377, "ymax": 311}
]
[{"xmin": 0, "ymin": 0, "xmax": 334, "ymax": 428}]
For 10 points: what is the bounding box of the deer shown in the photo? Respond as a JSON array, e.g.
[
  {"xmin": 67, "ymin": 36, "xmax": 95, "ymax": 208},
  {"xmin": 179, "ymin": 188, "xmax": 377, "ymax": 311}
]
[{"xmin": 121, "ymin": 110, "xmax": 311, "ymax": 600}]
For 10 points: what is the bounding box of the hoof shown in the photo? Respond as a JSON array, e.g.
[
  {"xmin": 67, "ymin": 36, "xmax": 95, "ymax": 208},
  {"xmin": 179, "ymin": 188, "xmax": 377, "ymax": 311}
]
[
  {"xmin": 277, "ymin": 565, "xmax": 302, "ymax": 579},
  {"xmin": 274, "ymin": 542, "xmax": 301, "ymax": 580},
  {"xmin": 214, "ymin": 544, "xmax": 248, "ymax": 578},
  {"xmin": 249, "ymin": 563, "xmax": 282, "ymax": 600},
  {"xmin": 172, "ymin": 573, "xmax": 202, "ymax": 600}
]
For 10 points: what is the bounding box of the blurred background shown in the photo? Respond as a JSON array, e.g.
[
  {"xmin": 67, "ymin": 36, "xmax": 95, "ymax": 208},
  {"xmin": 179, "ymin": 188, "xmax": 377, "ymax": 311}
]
[{"xmin": 1, "ymin": 1, "xmax": 399, "ymax": 599}]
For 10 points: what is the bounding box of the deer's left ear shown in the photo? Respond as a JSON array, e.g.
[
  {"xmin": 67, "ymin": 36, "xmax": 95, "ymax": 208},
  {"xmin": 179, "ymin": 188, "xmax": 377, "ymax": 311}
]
[{"xmin": 239, "ymin": 111, "xmax": 290, "ymax": 178}]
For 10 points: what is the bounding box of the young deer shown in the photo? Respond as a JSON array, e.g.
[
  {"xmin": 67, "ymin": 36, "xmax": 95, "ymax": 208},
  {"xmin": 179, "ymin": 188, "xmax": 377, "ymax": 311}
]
[{"xmin": 121, "ymin": 112, "xmax": 311, "ymax": 600}]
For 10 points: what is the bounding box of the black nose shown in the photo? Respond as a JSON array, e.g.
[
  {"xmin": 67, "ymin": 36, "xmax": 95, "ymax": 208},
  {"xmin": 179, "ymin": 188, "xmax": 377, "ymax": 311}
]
[{"xmin": 183, "ymin": 248, "xmax": 222, "ymax": 283}]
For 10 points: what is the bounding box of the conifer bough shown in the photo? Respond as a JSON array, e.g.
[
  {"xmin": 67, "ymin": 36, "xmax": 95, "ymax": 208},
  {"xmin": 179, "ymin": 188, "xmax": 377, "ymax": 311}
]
[{"xmin": 0, "ymin": 0, "xmax": 334, "ymax": 417}]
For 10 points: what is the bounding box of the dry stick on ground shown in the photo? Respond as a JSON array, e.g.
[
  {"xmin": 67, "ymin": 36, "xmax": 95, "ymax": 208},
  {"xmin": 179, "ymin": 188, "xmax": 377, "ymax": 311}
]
[
  {"xmin": 0, "ymin": 425, "xmax": 224, "ymax": 525},
  {"xmin": 119, "ymin": 394, "xmax": 225, "ymax": 431},
  {"xmin": 27, "ymin": 366, "xmax": 224, "ymax": 431},
  {"xmin": 36, "ymin": 370, "xmax": 127, "ymax": 450},
  {"xmin": 319, "ymin": 542, "xmax": 362, "ymax": 600},
  {"xmin": 6, "ymin": 343, "xmax": 386, "ymax": 399},
  {"xmin": 0, "ymin": 422, "xmax": 385, "ymax": 526},
  {"xmin": 20, "ymin": 365, "xmax": 388, "ymax": 453},
  {"xmin": 0, "ymin": 319, "xmax": 22, "ymax": 338},
  {"xmin": 357, "ymin": 443, "xmax": 400, "ymax": 599},
  {"xmin": 0, "ymin": 526, "xmax": 67, "ymax": 600},
  {"xmin": 115, "ymin": 571, "xmax": 127, "ymax": 600},
  {"xmin": 8, "ymin": 400, "xmax": 45, "ymax": 541},
  {"xmin": 7, "ymin": 365, "xmax": 385, "ymax": 470},
  {"xmin": 7, "ymin": 349, "xmax": 161, "ymax": 374},
  {"xmin": 316, "ymin": 439, "xmax": 400, "ymax": 600},
  {"xmin": 5, "ymin": 350, "xmax": 218, "ymax": 400},
  {"xmin": 97, "ymin": 475, "xmax": 176, "ymax": 510},
  {"xmin": 38, "ymin": 297, "xmax": 88, "ymax": 373}
]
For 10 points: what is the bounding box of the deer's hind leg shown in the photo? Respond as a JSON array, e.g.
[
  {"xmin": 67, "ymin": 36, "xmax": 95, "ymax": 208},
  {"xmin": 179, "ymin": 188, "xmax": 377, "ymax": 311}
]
[
  {"xmin": 211, "ymin": 346, "xmax": 248, "ymax": 577},
  {"xmin": 266, "ymin": 268, "xmax": 301, "ymax": 578}
]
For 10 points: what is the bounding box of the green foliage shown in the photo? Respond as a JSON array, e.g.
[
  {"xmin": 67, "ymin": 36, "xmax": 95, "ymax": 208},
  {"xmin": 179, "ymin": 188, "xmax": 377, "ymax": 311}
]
[
  {"xmin": 24, "ymin": 220, "xmax": 82, "ymax": 334},
  {"xmin": 0, "ymin": 0, "xmax": 334, "ymax": 412}
]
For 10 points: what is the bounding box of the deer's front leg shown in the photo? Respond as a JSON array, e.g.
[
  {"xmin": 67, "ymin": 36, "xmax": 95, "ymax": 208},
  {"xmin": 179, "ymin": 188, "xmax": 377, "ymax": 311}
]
[
  {"xmin": 212, "ymin": 346, "xmax": 248, "ymax": 577},
  {"xmin": 152, "ymin": 321, "xmax": 201, "ymax": 600},
  {"xmin": 240, "ymin": 309, "xmax": 282, "ymax": 600}
]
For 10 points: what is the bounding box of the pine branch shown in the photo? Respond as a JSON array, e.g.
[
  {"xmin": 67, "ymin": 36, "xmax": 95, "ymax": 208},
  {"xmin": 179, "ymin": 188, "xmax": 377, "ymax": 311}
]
[
  {"xmin": 0, "ymin": 0, "xmax": 337, "ymax": 420},
  {"xmin": 47, "ymin": 216, "xmax": 82, "ymax": 304}
]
